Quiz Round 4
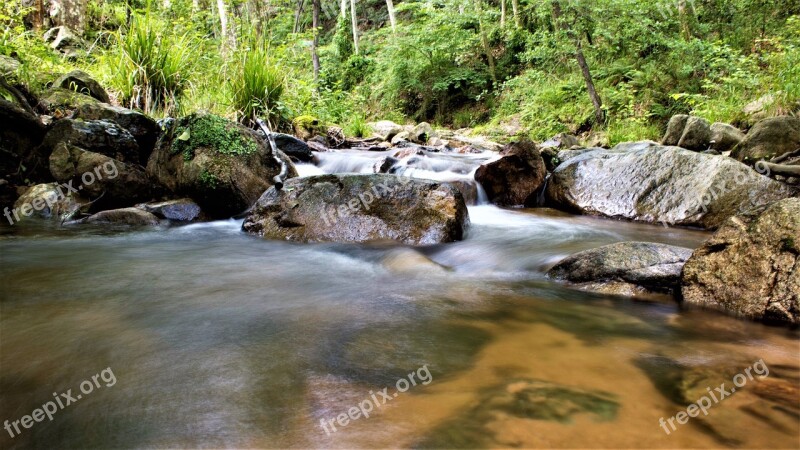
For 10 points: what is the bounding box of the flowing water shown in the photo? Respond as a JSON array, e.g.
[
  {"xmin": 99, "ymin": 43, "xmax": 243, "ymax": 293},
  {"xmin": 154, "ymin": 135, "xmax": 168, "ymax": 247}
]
[{"xmin": 1, "ymin": 148, "xmax": 798, "ymax": 449}]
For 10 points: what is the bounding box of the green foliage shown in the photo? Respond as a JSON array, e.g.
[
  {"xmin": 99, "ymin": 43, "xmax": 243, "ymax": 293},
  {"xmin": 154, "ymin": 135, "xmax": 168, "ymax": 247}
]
[
  {"xmin": 171, "ymin": 114, "xmax": 258, "ymax": 161},
  {"xmin": 109, "ymin": 13, "xmax": 193, "ymax": 116},
  {"xmin": 229, "ymin": 35, "xmax": 286, "ymax": 128}
]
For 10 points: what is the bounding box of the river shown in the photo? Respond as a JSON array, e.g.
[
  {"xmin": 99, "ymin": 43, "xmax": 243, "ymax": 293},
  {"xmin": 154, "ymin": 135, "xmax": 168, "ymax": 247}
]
[{"xmin": 1, "ymin": 147, "xmax": 798, "ymax": 448}]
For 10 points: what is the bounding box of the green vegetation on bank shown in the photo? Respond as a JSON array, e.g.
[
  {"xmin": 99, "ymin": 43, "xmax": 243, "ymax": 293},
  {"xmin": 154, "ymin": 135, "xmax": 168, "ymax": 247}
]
[{"xmin": 2, "ymin": 0, "xmax": 799, "ymax": 143}]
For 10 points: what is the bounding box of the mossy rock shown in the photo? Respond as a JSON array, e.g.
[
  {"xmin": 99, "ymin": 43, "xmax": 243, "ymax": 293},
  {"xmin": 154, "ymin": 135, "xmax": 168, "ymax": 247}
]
[
  {"xmin": 292, "ymin": 115, "xmax": 328, "ymax": 140},
  {"xmin": 40, "ymin": 87, "xmax": 100, "ymax": 116},
  {"xmin": 147, "ymin": 112, "xmax": 297, "ymax": 219}
]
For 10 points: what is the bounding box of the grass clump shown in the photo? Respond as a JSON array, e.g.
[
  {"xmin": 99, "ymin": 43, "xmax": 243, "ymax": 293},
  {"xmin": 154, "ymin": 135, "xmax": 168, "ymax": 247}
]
[
  {"xmin": 109, "ymin": 13, "xmax": 193, "ymax": 116},
  {"xmin": 229, "ymin": 36, "xmax": 285, "ymax": 128},
  {"xmin": 171, "ymin": 114, "xmax": 258, "ymax": 161}
]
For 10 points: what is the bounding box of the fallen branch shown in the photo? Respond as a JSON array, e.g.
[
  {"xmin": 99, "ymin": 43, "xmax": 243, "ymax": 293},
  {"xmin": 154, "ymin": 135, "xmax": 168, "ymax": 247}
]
[
  {"xmin": 0, "ymin": 75, "xmax": 36, "ymax": 116},
  {"xmin": 760, "ymin": 161, "xmax": 800, "ymax": 178},
  {"xmin": 770, "ymin": 148, "xmax": 800, "ymax": 164},
  {"xmin": 255, "ymin": 118, "xmax": 289, "ymax": 191}
]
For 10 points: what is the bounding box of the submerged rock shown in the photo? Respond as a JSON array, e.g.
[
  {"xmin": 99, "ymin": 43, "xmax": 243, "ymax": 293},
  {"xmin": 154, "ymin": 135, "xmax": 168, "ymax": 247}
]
[
  {"xmin": 548, "ymin": 242, "xmax": 693, "ymax": 299},
  {"xmin": 545, "ymin": 142, "xmax": 796, "ymax": 229},
  {"xmin": 681, "ymin": 197, "xmax": 800, "ymax": 325},
  {"xmin": 474, "ymin": 141, "xmax": 546, "ymax": 207},
  {"xmin": 242, "ymin": 174, "xmax": 469, "ymax": 245},
  {"xmin": 146, "ymin": 113, "xmax": 296, "ymax": 219}
]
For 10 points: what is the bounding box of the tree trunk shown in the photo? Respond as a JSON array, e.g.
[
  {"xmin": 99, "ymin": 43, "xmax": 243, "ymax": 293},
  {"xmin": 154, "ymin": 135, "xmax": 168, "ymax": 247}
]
[
  {"xmin": 312, "ymin": 0, "xmax": 321, "ymax": 82},
  {"xmin": 511, "ymin": 0, "xmax": 519, "ymax": 26},
  {"xmin": 474, "ymin": 0, "xmax": 497, "ymax": 85},
  {"xmin": 293, "ymin": 0, "xmax": 305, "ymax": 33},
  {"xmin": 217, "ymin": 0, "xmax": 229, "ymax": 53},
  {"xmin": 386, "ymin": 0, "xmax": 397, "ymax": 32},
  {"xmin": 500, "ymin": 0, "xmax": 506, "ymax": 27},
  {"xmin": 552, "ymin": 0, "xmax": 604, "ymax": 125},
  {"xmin": 192, "ymin": 0, "xmax": 199, "ymax": 11},
  {"xmin": 340, "ymin": 0, "xmax": 347, "ymax": 18},
  {"xmin": 350, "ymin": 0, "xmax": 359, "ymax": 54},
  {"xmin": 575, "ymin": 39, "xmax": 605, "ymax": 125}
]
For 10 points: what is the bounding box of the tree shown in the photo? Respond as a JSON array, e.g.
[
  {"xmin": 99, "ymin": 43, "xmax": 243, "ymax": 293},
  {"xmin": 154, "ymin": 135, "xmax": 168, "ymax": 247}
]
[
  {"xmin": 386, "ymin": 0, "xmax": 397, "ymax": 32},
  {"xmin": 551, "ymin": 0, "xmax": 604, "ymax": 125},
  {"xmin": 312, "ymin": 0, "xmax": 320, "ymax": 82},
  {"xmin": 350, "ymin": 0, "xmax": 359, "ymax": 54}
]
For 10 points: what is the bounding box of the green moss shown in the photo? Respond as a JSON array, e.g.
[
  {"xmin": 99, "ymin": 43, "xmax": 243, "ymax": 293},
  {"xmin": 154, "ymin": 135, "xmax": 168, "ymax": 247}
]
[
  {"xmin": 171, "ymin": 114, "xmax": 258, "ymax": 161},
  {"xmin": 781, "ymin": 237, "xmax": 798, "ymax": 253},
  {"xmin": 199, "ymin": 169, "xmax": 219, "ymax": 189}
]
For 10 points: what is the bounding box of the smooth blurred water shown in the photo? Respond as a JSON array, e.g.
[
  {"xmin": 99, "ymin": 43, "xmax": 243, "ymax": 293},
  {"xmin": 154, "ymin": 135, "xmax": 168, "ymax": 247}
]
[{"xmin": 1, "ymin": 148, "xmax": 798, "ymax": 449}]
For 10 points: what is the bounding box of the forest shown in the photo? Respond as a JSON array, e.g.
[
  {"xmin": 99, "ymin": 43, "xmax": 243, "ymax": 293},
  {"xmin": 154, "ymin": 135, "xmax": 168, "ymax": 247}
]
[{"xmin": 2, "ymin": 0, "xmax": 799, "ymax": 142}]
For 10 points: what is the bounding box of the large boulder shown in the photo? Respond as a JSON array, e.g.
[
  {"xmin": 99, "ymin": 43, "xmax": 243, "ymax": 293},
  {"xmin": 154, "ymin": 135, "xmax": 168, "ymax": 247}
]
[
  {"xmin": 10, "ymin": 182, "xmax": 89, "ymax": 223},
  {"xmin": 681, "ymin": 198, "xmax": 800, "ymax": 325},
  {"xmin": 146, "ymin": 113, "xmax": 297, "ymax": 218},
  {"xmin": 540, "ymin": 133, "xmax": 579, "ymax": 150},
  {"xmin": 54, "ymin": 70, "xmax": 109, "ymax": 103},
  {"xmin": 72, "ymin": 103, "xmax": 160, "ymax": 162},
  {"xmin": 40, "ymin": 118, "xmax": 140, "ymax": 163},
  {"xmin": 0, "ymin": 56, "xmax": 20, "ymax": 77},
  {"xmin": 0, "ymin": 98, "xmax": 46, "ymax": 183},
  {"xmin": 410, "ymin": 122, "xmax": 434, "ymax": 144},
  {"xmin": 546, "ymin": 142, "xmax": 797, "ymax": 229},
  {"xmin": 474, "ymin": 141, "xmax": 546, "ymax": 207},
  {"xmin": 49, "ymin": 142, "xmax": 153, "ymax": 209},
  {"xmin": 242, "ymin": 174, "xmax": 469, "ymax": 245},
  {"xmin": 40, "ymin": 87, "xmax": 99, "ymax": 115},
  {"xmin": 731, "ymin": 116, "xmax": 800, "ymax": 163},
  {"xmin": 710, "ymin": 122, "xmax": 745, "ymax": 152},
  {"xmin": 548, "ymin": 242, "xmax": 693, "ymax": 298}
]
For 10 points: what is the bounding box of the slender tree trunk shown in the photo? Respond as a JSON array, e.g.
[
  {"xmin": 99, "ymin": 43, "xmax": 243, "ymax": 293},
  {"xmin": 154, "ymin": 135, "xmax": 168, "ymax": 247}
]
[
  {"xmin": 386, "ymin": 0, "xmax": 397, "ymax": 32},
  {"xmin": 217, "ymin": 0, "xmax": 233, "ymax": 53},
  {"xmin": 350, "ymin": 0, "xmax": 359, "ymax": 54},
  {"xmin": 312, "ymin": 0, "xmax": 321, "ymax": 82},
  {"xmin": 192, "ymin": 0, "xmax": 199, "ymax": 11},
  {"xmin": 340, "ymin": 0, "xmax": 347, "ymax": 18},
  {"xmin": 552, "ymin": 0, "xmax": 604, "ymax": 125},
  {"xmin": 575, "ymin": 39, "xmax": 604, "ymax": 124},
  {"xmin": 500, "ymin": 0, "xmax": 506, "ymax": 27},
  {"xmin": 293, "ymin": 0, "xmax": 305, "ymax": 33},
  {"xmin": 474, "ymin": 0, "xmax": 497, "ymax": 85},
  {"xmin": 511, "ymin": 0, "xmax": 519, "ymax": 26}
]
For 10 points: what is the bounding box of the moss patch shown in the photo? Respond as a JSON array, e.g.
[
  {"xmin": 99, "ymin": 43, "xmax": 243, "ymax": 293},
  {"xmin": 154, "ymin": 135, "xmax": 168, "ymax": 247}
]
[{"xmin": 171, "ymin": 114, "xmax": 258, "ymax": 161}]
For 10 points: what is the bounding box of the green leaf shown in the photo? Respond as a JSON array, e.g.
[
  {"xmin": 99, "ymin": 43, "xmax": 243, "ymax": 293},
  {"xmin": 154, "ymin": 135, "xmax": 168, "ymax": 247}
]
[{"xmin": 177, "ymin": 129, "xmax": 190, "ymax": 141}]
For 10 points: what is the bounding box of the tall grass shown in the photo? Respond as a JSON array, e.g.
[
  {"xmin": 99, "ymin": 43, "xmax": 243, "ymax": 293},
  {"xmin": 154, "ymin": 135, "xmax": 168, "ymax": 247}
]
[
  {"xmin": 229, "ymin": 37, "xmax": 285, "ymax": 129},
  {"xmin": 111, "ymin": 14, "xmax": 193, "ymax": 116}
]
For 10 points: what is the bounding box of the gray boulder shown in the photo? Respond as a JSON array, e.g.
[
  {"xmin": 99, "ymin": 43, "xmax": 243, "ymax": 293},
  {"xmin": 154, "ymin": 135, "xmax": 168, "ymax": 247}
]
[
  {"xmin": 710, "ymin": 122, "xmax": 745, "ymax": 152},
  {"xmin": 242, "ymin": 174, "xmax": 468, "ymax": 245},
  {"xmin": 11, "ymin": 183, "xmax": 89, "ymax": 223},
  {"xmin": 410, "ymin": 122, "xmax": 434, "ymax": 143},
  {"xmin": 369, "ymin": 120, "xmax": 404, "ymax": 141},
  {"xmin": 271, "ymin": 133, "xmax": 313, "ymax": 162},
  {"xmin": 681, "ymin": 198, "xmax": 800, "ymax": 325},
  {"xmin": 677, "ymin": 116, "xmax": 712, "ymax": 151},
  {"xmin": 731, "ymin": 116, "xmax": 800, "ymax": 163},
  {"xmin": 545, "ymin": 142, "xmax": 797, "ymax": 229},
  {"xmin": 40, "ymin": 118, "xmax": 140, "ymax": 163},
  {"xmin": 136, "ymin": 198, "xmax": 203, "ymax": 221},
  {"xmin": 548, "ymin": 242, "xmax": 693, "ymax": 298},
  {"xmin": 661, "ymin": 114, "xmax": 689, "ymax": 146}
]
